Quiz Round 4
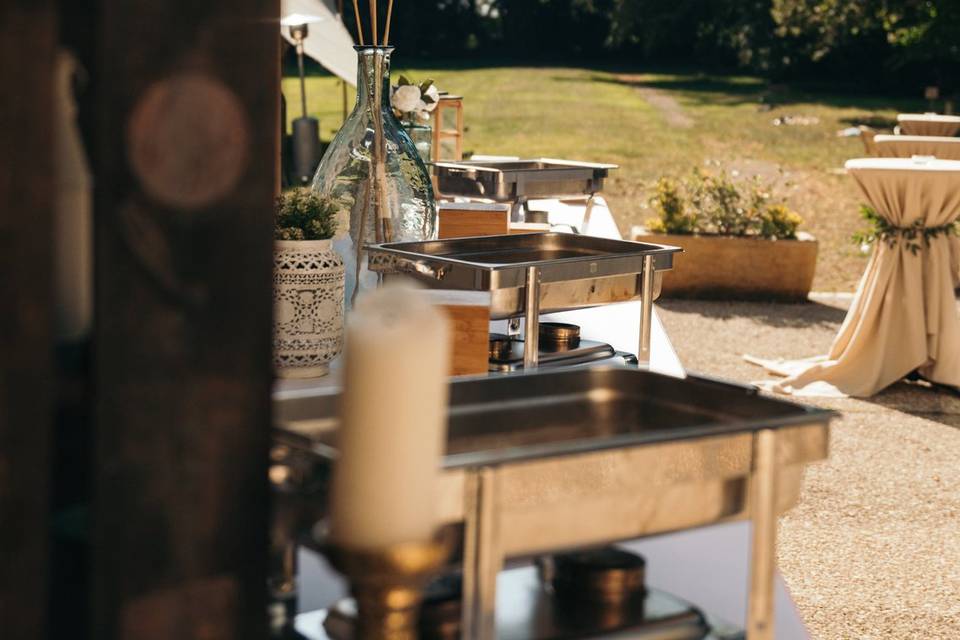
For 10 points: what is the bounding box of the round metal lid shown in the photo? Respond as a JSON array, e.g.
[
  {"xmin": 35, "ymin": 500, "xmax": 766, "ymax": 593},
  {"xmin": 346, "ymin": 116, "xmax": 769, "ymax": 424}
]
[
  {"xmin": 488, "ymin": 333, "xmax": 514, "ymax": 362},
  {"xmin": 551, "ymin": 547, "xmax": 646, "ymax": 605},
  {"xmin": 538, "ymin": 322, "xmax": 581, "ymax": 349}
]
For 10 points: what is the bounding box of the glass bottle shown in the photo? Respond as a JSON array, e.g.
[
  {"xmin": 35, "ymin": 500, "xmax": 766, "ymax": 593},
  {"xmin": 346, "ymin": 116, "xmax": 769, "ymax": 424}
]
[
  {"xmin": 311, "ymin": 46, "xmax": 436, "ymax": 306},
  {"xmin": 401, "ymin": 117, "xmax": 433, "ymax": 164}
]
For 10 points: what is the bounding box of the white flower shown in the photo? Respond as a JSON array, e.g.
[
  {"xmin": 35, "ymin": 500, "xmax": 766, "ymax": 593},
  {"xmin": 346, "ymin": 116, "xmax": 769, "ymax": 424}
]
[
  {"xmin": 392, "ymin": 85, "xmax": 421, "ymax": 114},
  {"xmin": 422, "ymin": 85, "xmax": 440, "ymax": 112}
]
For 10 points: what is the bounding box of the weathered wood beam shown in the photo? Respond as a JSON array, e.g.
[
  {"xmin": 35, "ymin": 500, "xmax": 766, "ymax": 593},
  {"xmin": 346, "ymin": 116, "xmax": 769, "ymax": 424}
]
[
  {"xmin": 92, "ymin": 2, "xmax": 280, "ymax": 638},
  {"xmin": 0, "ymin": 1, "xmax": 58, "ymax": 638}
]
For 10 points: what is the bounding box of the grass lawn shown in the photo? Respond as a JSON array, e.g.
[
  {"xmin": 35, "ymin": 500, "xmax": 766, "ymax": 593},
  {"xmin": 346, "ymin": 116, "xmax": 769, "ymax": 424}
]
[{"xmin": 284, "ymin": 66, "xmax": 924, "ymax": 292}]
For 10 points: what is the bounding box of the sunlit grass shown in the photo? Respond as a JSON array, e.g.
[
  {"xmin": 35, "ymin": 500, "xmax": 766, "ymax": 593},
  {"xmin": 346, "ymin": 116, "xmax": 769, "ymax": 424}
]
[{"xmin": 283, "ymin": 67, "xmax": 922, "ymax": 291}]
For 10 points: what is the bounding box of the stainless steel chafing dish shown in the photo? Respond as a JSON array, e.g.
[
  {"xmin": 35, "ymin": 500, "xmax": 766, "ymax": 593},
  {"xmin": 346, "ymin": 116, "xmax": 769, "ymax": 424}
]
[
  {"xmin": 273, "ymin": 366, "xmax": 835, "ymax": 640},
  {"xmin": 368, "ymin": 232, "xmax": 681, "ymax": 368},
  {"xmin": 434, "ymin": 158, "xmax": 617, "ymax": 202},
  {"xmin": 433, "ymin": 158, "xmax": 618, "ymax": 223}
]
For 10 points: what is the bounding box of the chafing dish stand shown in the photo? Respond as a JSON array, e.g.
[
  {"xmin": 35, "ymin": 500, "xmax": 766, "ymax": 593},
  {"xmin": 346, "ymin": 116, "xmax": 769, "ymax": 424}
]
[
  {"xmin": 368, "ymin": 233, "xmax": 680, "ymax": 369},
  {"xmin": 274, "ymin": 366, "xmax": 836, "ymax": 640},
  {"xmin": 433, "ymin": 158, "xmax": 617, "ymax": 225}
]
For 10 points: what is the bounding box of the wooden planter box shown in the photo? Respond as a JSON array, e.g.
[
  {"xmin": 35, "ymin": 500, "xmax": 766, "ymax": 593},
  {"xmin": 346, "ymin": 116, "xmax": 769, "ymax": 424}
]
[{"xmin": 632, "ymin": 229, "xmax": 818, "ymax": 302}]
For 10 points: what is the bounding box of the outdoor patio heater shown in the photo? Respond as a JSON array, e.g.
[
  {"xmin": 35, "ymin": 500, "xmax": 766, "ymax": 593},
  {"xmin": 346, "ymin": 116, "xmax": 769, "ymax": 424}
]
[{"xmin": 283, "ymin": 13, "xmax": 323, "ymax": 184}]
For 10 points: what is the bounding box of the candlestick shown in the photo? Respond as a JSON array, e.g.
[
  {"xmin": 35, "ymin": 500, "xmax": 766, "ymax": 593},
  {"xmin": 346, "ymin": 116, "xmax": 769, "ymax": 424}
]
[
  {"xmin": 326, "ymin": 526, "xmax": 456, "ymax": 640},
  {"xmin": 331, "ymin": 281, "xmax": 451, "ymax": 549}
]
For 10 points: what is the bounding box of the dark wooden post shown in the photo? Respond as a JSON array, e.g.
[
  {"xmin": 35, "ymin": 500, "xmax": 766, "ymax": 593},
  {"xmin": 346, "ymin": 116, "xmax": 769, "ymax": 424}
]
[
  {"xmin": 0, "ymin": 1, "xmax": 57, "ymax": 638},
  {"xmin": 92, "ymin": 2, "xmax": 280, "ymax": 639}
]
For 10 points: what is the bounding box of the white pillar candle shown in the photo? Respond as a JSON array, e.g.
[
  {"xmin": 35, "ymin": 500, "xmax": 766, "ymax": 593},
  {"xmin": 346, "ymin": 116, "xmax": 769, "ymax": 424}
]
[{"xmin": 330, "ymin": 281, "xmax": 451, "ymax": 549}]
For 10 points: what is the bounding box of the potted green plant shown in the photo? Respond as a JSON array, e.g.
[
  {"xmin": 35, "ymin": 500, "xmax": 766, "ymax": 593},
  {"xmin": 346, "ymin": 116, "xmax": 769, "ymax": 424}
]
[
  {"xmin": 633, "ymin": 168, "xmax": 818, "ymax": 301},
  {"xmin": 273, "ymin": 188, "xmax": 345, "ymax": 378}
]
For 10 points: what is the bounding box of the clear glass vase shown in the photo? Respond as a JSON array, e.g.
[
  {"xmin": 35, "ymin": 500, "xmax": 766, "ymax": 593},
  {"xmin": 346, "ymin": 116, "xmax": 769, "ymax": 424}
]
[
  {"xmin": 311, "ymin": 46, "xmax": 436, "ymax": 306},
  {"xmin": 402, "ymin": 120, "xmax": 433, "ymax": 164}
]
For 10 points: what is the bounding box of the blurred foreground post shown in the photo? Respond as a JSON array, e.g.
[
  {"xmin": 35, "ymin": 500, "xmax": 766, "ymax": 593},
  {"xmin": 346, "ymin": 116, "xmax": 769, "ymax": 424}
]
[
  {"xmin": 0, "ymin": 0, "xmax": 57, "ymax": 637},
  {"xmin": 92, "ymin": 1, "xmax": 280, "ymax": 638}
]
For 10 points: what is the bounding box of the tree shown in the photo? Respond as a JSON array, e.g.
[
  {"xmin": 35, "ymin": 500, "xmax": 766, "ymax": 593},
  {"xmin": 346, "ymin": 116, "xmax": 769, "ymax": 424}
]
[
  {"xmin": 771, "ymin": 0, "xmax": 960, "ymax": 90},
  {"xmin": 609, "ymin": 0, "xmax": 778, "ymax": 69}
]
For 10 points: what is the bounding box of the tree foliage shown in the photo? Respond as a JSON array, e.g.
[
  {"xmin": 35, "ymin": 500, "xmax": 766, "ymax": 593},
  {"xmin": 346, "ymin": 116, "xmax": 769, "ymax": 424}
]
[
  {"xmin": 355, "ymin": 0, "xmax": 960, "ymax": 91},
  {"xmin": 776, "ymin": 0, "xmax": 960, "ymax": 89}
]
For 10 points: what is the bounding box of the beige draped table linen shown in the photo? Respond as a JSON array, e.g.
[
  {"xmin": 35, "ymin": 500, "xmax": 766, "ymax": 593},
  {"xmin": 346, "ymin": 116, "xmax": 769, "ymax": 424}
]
[
  {"xmin": 873, "ymin": 135, "xmax": 960, "ymax": 160},
  {"xmin": 747, "ymin": 157, "xmax": 960, "ymax": 397},
  {"xmin": 897, "ymin": 113, "xmax": 960, "ymax": 137},
  {"xmin": 870, "ymin": 138, "xmax": 960, "ymax": 285}
]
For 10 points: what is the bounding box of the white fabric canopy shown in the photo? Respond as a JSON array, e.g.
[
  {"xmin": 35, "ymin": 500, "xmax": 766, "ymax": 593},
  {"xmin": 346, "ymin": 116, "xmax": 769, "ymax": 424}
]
[{"xmin": 282, "ymin": 0, "xmax": 357, "ymax": 86}]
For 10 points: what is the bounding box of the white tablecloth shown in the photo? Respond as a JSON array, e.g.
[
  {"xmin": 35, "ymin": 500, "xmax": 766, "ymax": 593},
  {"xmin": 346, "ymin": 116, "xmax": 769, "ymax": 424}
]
[
  {"xmin": 897, "ymin": 113, "xmax": 960, "ymax": 137},
  {"xmin": 750, "ymin": 157, "xmax": 960, "ymax": 396},
  {"xmin": 873, "ymin": 134, "xmax": 960, "ymax": 160},
  {"xmin": 293, "ymin": 195, "xmax": 812, "ymax": 638}
]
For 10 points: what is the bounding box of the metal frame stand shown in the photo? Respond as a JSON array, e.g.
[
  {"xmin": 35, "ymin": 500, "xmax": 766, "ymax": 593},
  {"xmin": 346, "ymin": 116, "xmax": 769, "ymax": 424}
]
[
  {"xmin": 581, "ymin": 194, "xmax": 598, "ymax": 233},
  {"xmin": 638, "ymin": 255, "xmax": 655, "ymax": 368},
  {"xmin": 458, "ymin": 428, "xmax": 782, "ymax": 640},
  {"xmin": 748, "ymin": 429, "xmax": 778, "ymax": 640},
  {"xmin": 523, "ymin": 266, "xmax": 541, "ymax": 369},
  {"xmin": 461, "ymin": 468, "xmax": 502, "ymax": 640}
]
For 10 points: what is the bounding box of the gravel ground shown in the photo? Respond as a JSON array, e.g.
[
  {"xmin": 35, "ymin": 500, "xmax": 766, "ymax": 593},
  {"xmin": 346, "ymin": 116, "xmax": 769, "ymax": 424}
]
[{"xmin": 656, "ymin": 296, "xmax": 960, "ymax": 639}]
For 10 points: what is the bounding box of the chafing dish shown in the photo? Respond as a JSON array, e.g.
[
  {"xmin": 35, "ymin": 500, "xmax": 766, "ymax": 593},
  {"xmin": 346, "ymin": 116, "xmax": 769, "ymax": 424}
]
[
  {"xmin": 434, "ymin": 158, "xmax": 617, "ymax": 202},
  {"xmin": 368, "ymin": 232, "xmax": 681, "ymax": 368},
  {"xmin": 273, "ymin": 366, "xmax": 835, "ymax": 640}
]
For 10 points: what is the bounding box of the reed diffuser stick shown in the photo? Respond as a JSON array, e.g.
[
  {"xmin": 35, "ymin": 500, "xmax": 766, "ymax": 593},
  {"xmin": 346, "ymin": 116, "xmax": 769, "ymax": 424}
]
[
  {"xmin": 351, "ymin": 0, "xmax": 364, "ymax": 45},
  {"xmin": 370, "ymin": 0, "xmax": 379, "ymax": 46},
  {"xmin": 371, "ymin": 53, "xmax": 391, "ymax": 243},
  {"xmin": 383, "ymin": 0, "xmax": 394, "ymax": 45}
]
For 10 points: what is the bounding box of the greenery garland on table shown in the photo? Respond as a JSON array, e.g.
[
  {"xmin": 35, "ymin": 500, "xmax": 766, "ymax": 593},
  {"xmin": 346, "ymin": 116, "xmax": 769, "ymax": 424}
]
[{"xmin": 852, "ymin": 205, "xmax": 959, "ymax": 256}]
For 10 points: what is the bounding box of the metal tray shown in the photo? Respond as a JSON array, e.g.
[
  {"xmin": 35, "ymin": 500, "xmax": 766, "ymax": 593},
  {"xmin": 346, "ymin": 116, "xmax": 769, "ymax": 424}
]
[
  {"xmin": 274, "ymin": 364, "xmax": 832, "ymax": 543},
  {"xmin": 434, "ymin": 159, "xmax": 617, "ymax": 201},
  {"xmin": 273, "ymin": 366, "xmax": 834, "ymax": 639},
  {"xmin": 275, "ymin": 366, "xmax": 832, "ymax": 470},
  {"xmin": 368, "ymin": 232, "xmax": 680, "ymax": 319}
]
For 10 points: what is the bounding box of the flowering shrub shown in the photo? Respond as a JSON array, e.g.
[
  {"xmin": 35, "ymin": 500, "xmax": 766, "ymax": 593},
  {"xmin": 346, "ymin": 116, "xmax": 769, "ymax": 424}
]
[{"xmin": 646, "ymin": 168, "xmax": 802, "ymax": 240}]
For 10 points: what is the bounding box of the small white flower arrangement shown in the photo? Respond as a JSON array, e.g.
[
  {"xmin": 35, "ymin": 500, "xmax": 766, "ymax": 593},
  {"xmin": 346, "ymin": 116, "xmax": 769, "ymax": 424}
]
[{"xmin": 391, "ymin": 75, "xmax": 440, "ymax": 125}]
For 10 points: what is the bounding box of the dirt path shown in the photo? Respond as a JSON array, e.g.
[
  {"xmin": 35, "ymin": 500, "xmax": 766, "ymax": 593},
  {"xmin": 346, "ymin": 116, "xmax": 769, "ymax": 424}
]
[{"xmin": 616, "ymin": 74, "xmax": 694, "ymax": 128}]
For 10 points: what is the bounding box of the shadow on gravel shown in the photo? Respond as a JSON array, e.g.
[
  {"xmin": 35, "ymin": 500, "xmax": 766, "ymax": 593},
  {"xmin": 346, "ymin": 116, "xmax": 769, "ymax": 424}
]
[
  {"xmin": 865, "ymin": 382, "xmax": 960, "ymax": 431},
  {"xmin": 657, "ymin": 299, "xmax": 848, "ymax": 329}
]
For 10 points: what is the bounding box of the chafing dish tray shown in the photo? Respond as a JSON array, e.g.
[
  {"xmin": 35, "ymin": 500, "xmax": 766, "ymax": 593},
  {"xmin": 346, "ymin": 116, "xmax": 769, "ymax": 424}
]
[
  {"xmin": 273, "ymin": 366, "xmax": 834, "ymax": 639},
  {"xmin": 434, "ymin": 158, "xmax": 617, "ymax": 201},
  {"xmin": 368, "ymin": 232, "xmax": 680, "ymax": 319},
  {"xmin": 274, "ymin": 366, "xmax": 832, "ymax": 538}
]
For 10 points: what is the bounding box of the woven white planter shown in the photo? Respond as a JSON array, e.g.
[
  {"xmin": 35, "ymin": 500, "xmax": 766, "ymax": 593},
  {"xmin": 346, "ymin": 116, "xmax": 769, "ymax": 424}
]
[{"xmin": 273, "ymin": 239, "xmax": 345, "ymax": 378}]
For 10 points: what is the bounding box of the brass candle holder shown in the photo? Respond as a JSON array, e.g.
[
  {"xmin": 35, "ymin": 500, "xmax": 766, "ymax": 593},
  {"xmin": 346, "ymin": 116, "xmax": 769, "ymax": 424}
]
[{"xmin": 326, "ymin": 526, "xmax": 456, "ymax": 640}]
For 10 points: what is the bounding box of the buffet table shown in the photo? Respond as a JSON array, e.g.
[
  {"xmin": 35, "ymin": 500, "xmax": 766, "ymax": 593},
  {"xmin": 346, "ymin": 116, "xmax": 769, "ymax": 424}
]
[{"xmin": 283, "ymin": 199, "xmax": 820, "ymax": 639}]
